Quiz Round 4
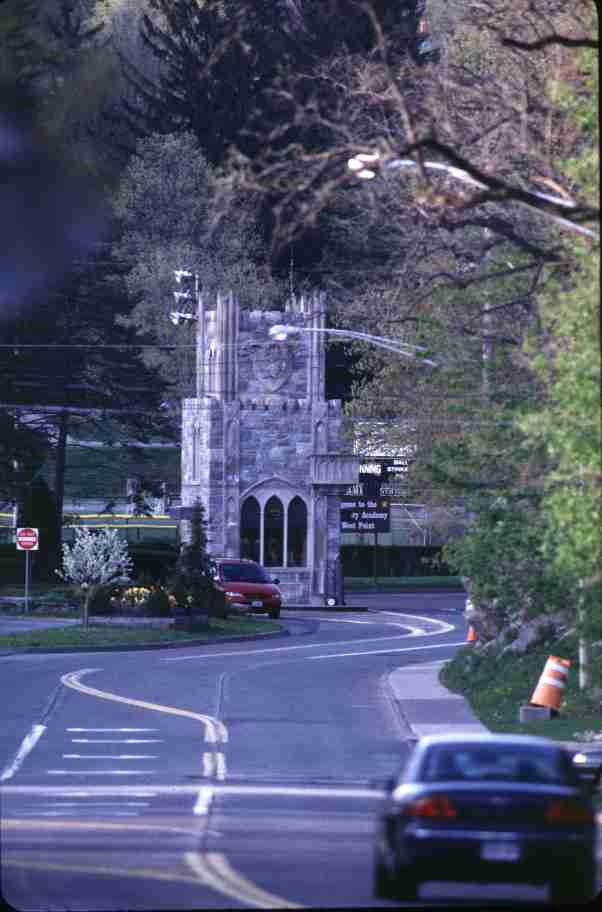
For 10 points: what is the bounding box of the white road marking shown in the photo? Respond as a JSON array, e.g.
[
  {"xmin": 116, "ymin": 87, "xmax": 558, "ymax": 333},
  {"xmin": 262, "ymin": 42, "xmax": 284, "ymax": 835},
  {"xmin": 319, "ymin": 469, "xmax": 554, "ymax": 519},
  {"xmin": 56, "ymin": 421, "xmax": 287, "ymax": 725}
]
[
  {"xmin": 1, "ymin": 782, "xmax": 386, "ymax": 799},
  {"xmin": 215, "ymin": 752, "xmax": 227, "ymax": 780},
  {"xmin": 202, "ymin": 753, "xmax": 215, "ymax": 777},
  {"xmin": 0, "ymin": 724, "xmax": 46, "ymax": 782},
  {"xmin": 17, "ymin": 810, "xmax": 141, "ymax": 817},
  {"xmin": 313, "ymin": 616, "xmax": 427, "ymax": 633},
  {"xmin": 46, "ymin": 770, "xmax": 158, "ymax": 775},
  {"xmin": 309, "ymin": 640, "xmax": 467, "ymax": 659},
  {"xmin": 309, "ymin": 617, "xmax": 385, "ymax": 624},
  {"xmin": 62, "ymin": 754, "xmax": 158, "ymax": 760},
  {"xmin": 162, "ymin": 618, "xmax": 456, "ymax": 664},
  {"xmin": 377, "ymin": 611, "xmax": 456, "ymax": 634},
  {"xmin": 42, "ymin": 802, "xmax": 150, "ymax": 807},
  {"xmin": 210, "ymin": 784, "xmax": 383, "ymax": 799},
  {"xmin": 67, "ymin": 728, "xmax": 158, "ymax": 732},
  {"xmin": 193, "ymin": 785, "xmax": 213, "ymax": 816},
  {"xmin": 71, "ymin": 738, "xmax": 163, "ymax": 744}
]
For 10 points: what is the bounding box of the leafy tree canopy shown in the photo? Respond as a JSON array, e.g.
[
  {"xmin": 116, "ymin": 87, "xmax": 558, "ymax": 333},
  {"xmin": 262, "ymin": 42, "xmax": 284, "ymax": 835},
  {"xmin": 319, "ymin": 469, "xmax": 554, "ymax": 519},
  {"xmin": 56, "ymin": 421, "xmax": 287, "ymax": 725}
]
[{"xmin": 113, "ymin": 130, "xmax": 283, "ymax": 394}]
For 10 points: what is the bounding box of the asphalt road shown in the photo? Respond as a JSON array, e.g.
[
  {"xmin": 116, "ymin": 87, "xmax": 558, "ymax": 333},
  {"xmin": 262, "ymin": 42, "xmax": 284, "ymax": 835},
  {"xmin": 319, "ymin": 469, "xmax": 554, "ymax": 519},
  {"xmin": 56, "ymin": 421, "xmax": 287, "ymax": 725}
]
[{"xmin": 0, "ymin": 592, "xmax": 589, "ymax": 909}]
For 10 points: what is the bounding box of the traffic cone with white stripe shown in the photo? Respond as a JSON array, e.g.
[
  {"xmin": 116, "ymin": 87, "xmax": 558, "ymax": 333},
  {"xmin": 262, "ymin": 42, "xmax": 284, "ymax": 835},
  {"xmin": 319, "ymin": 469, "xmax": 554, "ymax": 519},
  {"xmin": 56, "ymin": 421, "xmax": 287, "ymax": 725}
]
[
  {"xmin": 466, "ymin": 625, "xmax": 477, "ymax": 644},
  {"xmin": 529, "ymin": 656, "xmax": 571, "ymax": 712}
]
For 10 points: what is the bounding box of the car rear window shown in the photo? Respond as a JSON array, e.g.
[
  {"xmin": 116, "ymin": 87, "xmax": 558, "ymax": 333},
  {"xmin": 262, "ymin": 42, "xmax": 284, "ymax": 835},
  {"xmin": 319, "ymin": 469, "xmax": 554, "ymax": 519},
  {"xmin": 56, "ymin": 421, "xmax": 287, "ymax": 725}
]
[
  {"xmin": 220, "ymin": 563, "xmax": 270, "ymax": 583},
  {"xmin": 421, "ymin": 744, "xmax": 575, "ymax": 786}
]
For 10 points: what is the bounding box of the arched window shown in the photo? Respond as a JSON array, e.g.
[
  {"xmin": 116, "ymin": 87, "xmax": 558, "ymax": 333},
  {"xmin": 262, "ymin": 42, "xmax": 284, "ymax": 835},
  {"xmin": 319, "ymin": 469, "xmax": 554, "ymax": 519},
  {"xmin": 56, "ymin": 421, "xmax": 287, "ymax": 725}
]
[
  {"xmin": 287, "ymin": 496, "xmax": 307, "ymax": 567},
  {"xmin": 264, "ymin": 496, "xmax": 284, "ymax": 567},
  {"xmin": 240, "ymin": 497, "xmax": 260, "ymax": 562}
]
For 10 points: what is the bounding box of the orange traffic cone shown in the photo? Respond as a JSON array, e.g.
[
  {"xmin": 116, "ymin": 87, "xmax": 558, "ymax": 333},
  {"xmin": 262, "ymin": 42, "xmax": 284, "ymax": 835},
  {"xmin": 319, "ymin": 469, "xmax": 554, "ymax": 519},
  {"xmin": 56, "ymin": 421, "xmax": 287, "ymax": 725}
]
[
  {"xmin": 529, "ymin": 656, "xmax": 571, "ymax": 712},
  {"xmin": 466, "ymin": 625, "xmax": 477, "ymax": 644}
]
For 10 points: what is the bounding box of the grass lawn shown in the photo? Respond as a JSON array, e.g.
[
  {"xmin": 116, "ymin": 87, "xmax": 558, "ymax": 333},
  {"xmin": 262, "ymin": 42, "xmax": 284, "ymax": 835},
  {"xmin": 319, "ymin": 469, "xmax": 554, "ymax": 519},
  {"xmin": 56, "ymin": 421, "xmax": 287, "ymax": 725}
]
[
  {"xmin": 440, "ymin": 632, "xmax": 602, "ymax": 743},
  {"xmin": 345, "ymin": 575, "xmax": 463, "ymax": 591},
  {"xmin": 0, "ymin": 583, "xmax": 72, "ymax": 597},
  {"xmin": 0, "ymin": 616, "xmax": 283, "ymax": 650}
]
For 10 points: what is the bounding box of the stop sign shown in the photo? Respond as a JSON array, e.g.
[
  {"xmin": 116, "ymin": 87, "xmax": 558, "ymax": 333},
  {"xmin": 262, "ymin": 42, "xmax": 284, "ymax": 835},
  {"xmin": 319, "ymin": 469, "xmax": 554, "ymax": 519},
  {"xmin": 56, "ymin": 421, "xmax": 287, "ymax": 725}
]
[{"xmin": 16, "ymin": 527, "xmax": 39, "ymax": 551}]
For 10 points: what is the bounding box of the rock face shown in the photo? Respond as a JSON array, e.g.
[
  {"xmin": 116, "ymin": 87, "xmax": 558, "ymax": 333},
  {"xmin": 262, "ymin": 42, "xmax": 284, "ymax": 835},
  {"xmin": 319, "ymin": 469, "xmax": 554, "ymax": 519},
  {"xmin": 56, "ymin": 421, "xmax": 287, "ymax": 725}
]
[
  {"xmin": 503, "ymin": 612, "xmax": 570, "ymax": 655},
  {"xmin": 462, "ymin": 576, "xmax": 570, "ymax": 655}
]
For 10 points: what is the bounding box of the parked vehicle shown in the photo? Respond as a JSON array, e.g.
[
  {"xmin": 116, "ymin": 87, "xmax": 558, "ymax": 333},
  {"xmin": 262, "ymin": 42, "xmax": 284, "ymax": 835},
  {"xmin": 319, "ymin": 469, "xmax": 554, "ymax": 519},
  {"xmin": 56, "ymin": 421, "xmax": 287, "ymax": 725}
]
[
  {"xmin": 209, "ymin": 558, "xmax": 282, "ymax": 619},
  {"xmin": 374, "ymin": 733, "xmax": 597, "ymax": 904}
]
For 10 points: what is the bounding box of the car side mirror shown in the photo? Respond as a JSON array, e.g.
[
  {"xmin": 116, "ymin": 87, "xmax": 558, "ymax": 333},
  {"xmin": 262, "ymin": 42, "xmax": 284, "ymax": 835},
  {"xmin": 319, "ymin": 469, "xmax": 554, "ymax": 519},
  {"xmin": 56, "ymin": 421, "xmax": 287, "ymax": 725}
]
[{"xmin": 273, "ymin": 578, "xmax": 280, "ymax": 585}]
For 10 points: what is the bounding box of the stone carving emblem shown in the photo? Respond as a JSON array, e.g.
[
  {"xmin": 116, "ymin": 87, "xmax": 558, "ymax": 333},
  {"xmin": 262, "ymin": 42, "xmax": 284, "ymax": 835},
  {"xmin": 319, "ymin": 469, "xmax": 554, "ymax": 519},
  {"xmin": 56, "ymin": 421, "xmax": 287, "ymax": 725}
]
[{"xmin": 253, "ymin": 341, "xmax": 293, "ymax": 392}]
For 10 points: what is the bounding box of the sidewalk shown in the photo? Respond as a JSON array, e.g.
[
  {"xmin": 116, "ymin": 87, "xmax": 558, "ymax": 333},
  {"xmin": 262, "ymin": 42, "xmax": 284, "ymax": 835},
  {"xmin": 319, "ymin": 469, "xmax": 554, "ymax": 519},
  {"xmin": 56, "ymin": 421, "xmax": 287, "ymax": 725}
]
[
  {"xmin": 387, "ymin": 659, "xmax": 588, "ymax": 754},
  {"xmin": 388, "ymin": 660, "xmax": 489, "ymax": 740}
]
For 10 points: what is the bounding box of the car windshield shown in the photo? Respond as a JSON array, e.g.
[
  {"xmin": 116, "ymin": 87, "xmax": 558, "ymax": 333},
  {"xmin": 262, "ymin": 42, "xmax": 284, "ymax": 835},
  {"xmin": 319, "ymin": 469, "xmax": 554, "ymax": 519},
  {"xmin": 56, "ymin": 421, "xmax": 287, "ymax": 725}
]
[
  {"xmin": 220, "ymin": 563, "xmax": 270, "ymax": 583},
  {"xmin": 420, "ymin": 744, "xmax": 575, "ymax": 785}
]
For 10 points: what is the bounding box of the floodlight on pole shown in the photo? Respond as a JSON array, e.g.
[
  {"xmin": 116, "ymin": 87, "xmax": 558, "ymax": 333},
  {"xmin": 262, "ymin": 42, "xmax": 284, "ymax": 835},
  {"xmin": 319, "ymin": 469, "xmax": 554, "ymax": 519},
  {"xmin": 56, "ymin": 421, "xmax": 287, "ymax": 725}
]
[{"xmin": 174, "ymin": 270, "xmax": 193, "ymax": 283}]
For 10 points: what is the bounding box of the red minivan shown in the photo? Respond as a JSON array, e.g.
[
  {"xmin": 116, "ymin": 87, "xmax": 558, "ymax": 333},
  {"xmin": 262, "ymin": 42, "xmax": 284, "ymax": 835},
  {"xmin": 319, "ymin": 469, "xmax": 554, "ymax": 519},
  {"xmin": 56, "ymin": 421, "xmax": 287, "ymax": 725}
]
[{"xmin": 210, "ymin": 558, "xmax": 282, "ymax": 619}]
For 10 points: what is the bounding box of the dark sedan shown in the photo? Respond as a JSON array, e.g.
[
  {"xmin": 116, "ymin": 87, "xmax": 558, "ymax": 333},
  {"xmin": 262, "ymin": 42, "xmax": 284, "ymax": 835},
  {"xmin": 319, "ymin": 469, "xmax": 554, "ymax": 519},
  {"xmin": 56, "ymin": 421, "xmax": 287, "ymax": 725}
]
[{"xmin": 374, "ymin": 733, "xmax": 597, "ymax": 904}]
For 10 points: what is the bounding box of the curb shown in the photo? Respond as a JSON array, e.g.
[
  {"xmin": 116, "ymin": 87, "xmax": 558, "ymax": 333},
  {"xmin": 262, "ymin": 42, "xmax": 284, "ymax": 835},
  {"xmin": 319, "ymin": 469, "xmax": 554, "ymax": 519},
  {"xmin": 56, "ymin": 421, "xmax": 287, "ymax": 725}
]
[
  {"xmin": 284, "ymin": 605, "xmax": 369, "ymax": 612},
  {"xmin": 387, "ymin": 660, "xmax": 491, "ymax": 742},
  {"xmin": 383, "ymin": 670, "xmax": 418, "ymax": 741},
  {"xmin": 0, "ymin": 627, "xmax": 290, "ymax": 656},
  {"xmin": 346, "ymin": 589, "xmax": 464, "ymax": 595}
]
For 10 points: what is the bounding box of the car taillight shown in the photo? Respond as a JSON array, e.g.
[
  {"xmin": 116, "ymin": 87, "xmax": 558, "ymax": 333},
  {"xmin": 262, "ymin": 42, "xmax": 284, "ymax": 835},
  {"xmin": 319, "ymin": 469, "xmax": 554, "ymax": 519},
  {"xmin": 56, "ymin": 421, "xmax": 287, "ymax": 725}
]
[
  {"xmin": 402, "ymin": 796, "xmax": 457, "ymax": 819},
  {"xmin": 544, "ymin": 799, "xmax": 594, "ymax": 825}
]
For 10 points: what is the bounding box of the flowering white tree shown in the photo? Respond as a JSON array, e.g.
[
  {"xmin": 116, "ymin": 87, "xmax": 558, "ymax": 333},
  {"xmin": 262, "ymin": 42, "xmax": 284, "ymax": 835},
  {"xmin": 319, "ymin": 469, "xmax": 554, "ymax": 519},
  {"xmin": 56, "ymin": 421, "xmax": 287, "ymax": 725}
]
[{"xmin": 56, "ymin": 528, "xmax": 133, "ymax": 627}]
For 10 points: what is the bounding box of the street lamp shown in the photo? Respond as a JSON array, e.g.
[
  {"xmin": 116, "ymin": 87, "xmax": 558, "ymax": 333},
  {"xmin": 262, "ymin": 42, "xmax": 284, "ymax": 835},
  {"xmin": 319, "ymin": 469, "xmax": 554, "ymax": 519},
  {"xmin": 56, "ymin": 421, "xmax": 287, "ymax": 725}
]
[
  {"xmin": 269, "ymin": 323, "xmax": 438, "ymax": 367},
  {"xmin": 347, "ymin": 152, "xmax": 599, "ymax": 240}
]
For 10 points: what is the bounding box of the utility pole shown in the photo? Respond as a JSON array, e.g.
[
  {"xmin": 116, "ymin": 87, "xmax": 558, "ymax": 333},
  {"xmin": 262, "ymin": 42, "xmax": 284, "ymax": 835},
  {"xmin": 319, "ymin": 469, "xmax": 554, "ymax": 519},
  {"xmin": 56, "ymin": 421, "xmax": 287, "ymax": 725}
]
[{"xmin": 577, "ymin": 465, "xmax": 590, "ymax": 689}]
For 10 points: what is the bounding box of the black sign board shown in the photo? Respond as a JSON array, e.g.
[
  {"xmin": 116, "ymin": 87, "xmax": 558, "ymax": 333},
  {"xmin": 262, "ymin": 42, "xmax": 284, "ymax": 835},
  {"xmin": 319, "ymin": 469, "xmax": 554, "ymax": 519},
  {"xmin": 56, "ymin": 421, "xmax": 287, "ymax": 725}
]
[
  {"xmin": 340, "ymin": 496, "xmax": 390, "ymax": 533},
  {"xmin": 353, "ymin": 456, "xmax": 412, "ymax": 498}
]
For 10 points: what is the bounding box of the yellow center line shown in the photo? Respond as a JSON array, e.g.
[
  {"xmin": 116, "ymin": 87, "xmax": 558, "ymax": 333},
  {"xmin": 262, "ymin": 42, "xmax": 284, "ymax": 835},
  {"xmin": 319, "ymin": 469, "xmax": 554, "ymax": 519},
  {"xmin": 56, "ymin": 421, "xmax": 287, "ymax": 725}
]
[
  {"xmin": 185, "ymin": 851, "xmax": 304, "ymax": 909},
  {"xmin": 1, "ymin": 857, "xmax": 209, "ymax": 889},
  {"xmin": 2, "ymin": 818, "xmax": 198, "ymax": 836},
  {"xmin": 61, "ymin": 669, "xmax": 228, "ymax": 744}
]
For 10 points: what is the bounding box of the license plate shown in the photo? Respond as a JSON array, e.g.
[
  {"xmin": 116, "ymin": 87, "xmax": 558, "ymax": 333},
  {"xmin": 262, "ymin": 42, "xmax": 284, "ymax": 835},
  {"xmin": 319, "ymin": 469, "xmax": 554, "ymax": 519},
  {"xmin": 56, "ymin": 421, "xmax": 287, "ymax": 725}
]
[
  {"xmin": 480, "ymin": 841, "xmax": 520, "ymax": 862},
  {"xmin": 251, "ymin": 601, "xmax": 263, "ymax": 608}
]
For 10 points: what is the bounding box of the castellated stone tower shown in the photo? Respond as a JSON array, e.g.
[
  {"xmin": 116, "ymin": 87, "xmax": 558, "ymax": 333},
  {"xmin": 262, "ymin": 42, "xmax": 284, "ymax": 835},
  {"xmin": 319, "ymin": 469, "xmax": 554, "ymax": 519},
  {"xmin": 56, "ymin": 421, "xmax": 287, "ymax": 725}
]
[{"xmin": 180, "ymin": 290, "xmax": 357, "ymax": 605}]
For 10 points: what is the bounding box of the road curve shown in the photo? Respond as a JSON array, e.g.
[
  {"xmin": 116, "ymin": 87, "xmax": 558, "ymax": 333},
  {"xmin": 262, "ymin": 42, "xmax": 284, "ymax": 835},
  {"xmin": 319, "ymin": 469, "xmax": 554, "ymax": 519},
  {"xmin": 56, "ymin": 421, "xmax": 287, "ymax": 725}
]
[{"xmin": 2, "ymin": 592, "xmax": 549, "ymax": 909}]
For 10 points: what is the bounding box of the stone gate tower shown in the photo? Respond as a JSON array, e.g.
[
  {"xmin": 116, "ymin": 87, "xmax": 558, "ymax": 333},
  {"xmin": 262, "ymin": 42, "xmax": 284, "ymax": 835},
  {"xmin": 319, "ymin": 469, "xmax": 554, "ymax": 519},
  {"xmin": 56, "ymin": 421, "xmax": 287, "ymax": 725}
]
[{"xmin": 180, "ymin": 290, "xmax": 358, "ymax": 604}]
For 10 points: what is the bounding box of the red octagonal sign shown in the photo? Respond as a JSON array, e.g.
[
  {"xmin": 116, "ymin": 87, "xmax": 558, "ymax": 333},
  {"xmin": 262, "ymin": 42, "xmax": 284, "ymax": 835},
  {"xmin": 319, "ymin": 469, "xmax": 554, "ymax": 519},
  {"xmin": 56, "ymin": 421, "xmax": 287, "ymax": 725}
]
[{"xmin": 16, "ymin": 527, "xmax": 39, "ymax": 551}]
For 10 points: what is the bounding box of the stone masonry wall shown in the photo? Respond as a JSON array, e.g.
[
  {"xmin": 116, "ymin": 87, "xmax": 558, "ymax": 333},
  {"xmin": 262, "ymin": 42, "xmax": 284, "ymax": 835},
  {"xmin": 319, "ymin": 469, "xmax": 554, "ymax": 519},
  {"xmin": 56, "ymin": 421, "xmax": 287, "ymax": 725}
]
[{"xmin": 182, "ymin": 297, "xmax": 345, "ymax": 602}]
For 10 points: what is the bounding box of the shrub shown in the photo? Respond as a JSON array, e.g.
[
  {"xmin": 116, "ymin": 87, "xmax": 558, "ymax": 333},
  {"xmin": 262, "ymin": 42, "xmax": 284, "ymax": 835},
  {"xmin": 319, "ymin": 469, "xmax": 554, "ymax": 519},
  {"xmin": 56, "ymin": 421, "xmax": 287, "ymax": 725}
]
[
  {"xmin": 208, "ymin": 585, "xmax": 228, "ymax": 620},
  {"xmin": 146, "ymin": 587, "xmax": 171, "ymax": 617}
]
